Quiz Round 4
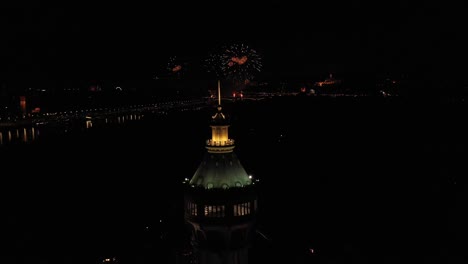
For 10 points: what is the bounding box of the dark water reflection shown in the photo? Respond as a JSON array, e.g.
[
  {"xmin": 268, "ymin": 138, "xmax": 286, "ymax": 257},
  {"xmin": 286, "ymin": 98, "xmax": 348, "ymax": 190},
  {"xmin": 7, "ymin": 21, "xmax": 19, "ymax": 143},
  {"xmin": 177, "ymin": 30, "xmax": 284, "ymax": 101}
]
[
  {"xmin": 0, "ymin": 113, "xmax": 144, "ymax": 146},
  {"xmin": 2, "ymin": 96, "xmax": 467, "ymax": 263}
]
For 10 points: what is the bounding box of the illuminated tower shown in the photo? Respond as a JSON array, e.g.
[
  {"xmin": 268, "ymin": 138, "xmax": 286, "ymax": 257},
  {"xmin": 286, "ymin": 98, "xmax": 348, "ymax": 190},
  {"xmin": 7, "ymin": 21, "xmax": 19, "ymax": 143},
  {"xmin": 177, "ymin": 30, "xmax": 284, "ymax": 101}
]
[{"xmin": 184, "ymin": 80, "xmax": 257, "ymax": 264}]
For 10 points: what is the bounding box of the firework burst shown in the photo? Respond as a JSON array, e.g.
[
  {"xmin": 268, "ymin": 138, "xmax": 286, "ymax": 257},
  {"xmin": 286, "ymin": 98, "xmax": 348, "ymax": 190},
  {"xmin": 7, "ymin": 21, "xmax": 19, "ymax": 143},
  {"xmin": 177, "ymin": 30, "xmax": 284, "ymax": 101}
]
[
  {"xmin": 167, "ymin": 56, "xmax": 187, "ymax": 79},
  {"xmin": 205, "ymin": 43, "xmax": 262, "ymax": 82},
  {"xmin": 204, "ymin": 53, "xmax": 225, "ymax": 79}
]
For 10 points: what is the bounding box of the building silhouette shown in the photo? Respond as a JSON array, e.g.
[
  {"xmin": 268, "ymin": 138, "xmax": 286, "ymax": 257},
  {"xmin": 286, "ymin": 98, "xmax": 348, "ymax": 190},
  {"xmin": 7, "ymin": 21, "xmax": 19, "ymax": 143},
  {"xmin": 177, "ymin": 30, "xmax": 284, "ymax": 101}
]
[{"xmin": 183, "ymin": 81, "xmax": 257, "ymax": 264}]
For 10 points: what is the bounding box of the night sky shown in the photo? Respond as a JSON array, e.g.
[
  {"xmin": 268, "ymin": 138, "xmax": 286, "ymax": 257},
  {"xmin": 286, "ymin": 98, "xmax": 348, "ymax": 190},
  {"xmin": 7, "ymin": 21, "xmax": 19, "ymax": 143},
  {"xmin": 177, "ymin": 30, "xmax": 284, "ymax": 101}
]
[
  {"xmin": 1, "ymin": 2, "xmax": 467, "ymax": 91},
  {"xmin": 2, "ymin": 4, "xmax": 468, "ymax": 263}
]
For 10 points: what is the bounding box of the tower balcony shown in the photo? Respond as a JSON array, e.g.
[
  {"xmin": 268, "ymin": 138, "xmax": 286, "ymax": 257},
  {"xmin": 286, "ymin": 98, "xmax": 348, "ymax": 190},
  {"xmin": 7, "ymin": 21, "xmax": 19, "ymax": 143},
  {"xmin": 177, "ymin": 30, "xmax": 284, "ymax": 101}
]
[
  {"xmin": 206, "ymin": 139, "xmax": 235, "ymax": 147},
  {"xmin": 184, "ymin": 186, "xmax": 258, "ymax": 226}
]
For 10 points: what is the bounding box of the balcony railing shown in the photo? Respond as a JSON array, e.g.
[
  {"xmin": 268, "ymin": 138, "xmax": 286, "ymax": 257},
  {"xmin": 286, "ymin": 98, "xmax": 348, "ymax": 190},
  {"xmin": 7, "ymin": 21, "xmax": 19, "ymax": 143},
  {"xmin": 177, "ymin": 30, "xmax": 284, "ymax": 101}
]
[{"xmin": 206, "ymin": 139, "xmax": 235, "ymax": 146}]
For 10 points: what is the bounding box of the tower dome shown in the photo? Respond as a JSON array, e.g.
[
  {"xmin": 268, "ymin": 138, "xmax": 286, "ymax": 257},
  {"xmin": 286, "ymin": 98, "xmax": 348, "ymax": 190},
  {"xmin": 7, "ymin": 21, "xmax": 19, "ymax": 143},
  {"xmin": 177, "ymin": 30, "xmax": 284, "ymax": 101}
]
[
  {"xmin": 189, "ymin": 80, "xmax": 252, "ymax": 189},
  {"xmin": 184, "ymin": 80, "xmax": 257, "ymax": 264}
]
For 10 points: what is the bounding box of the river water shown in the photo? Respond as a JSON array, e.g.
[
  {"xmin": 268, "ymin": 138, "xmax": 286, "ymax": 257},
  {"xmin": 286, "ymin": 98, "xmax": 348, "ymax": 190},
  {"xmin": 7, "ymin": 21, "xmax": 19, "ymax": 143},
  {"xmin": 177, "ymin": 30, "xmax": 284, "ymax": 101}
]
[{"xmin": 2, "ymin": 96, "xmax": 467, "ymax": 263}]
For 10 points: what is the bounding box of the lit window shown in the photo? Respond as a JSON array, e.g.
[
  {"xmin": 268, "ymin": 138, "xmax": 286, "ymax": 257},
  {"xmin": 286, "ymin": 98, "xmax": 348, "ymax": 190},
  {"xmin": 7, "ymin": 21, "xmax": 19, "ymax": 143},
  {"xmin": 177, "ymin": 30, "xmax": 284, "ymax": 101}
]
[
  {"xmin": 187, "ymin": 202, "xmax": 197, "ymax": 216},
  {"xmin": 234, "ymin": 202, "xmax": 251, "ymax": 216},
  {"xmin": 204, "ymin": 205, "xmax": 225, "ymax": 217}
]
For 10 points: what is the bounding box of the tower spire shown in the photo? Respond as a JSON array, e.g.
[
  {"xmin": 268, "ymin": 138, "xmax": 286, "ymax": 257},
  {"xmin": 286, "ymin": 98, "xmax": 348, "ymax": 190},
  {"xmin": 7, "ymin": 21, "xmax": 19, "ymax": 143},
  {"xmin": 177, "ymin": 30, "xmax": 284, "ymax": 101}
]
[
  {"xmin": 218, "ymin": 79, "xmax": 221, "ymax": 106},
  {"xmin": 209, "ymin": 80, "xmax": 231, "ymax": 154}
]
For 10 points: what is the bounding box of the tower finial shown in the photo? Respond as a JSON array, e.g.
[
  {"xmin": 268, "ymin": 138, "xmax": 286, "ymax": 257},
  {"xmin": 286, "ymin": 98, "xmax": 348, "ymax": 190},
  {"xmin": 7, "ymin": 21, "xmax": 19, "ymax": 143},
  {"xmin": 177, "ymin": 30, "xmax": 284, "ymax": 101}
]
[{"xmin": 218, "ymin": 80, "xmax": 221, "ymax": 106}]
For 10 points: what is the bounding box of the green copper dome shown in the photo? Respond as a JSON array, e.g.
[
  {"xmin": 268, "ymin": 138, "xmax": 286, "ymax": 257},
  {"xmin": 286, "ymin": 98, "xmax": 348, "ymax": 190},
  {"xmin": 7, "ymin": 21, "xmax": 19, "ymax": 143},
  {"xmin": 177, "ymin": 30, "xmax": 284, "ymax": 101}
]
[
  {"xmin": 188, "ymin": 80, "xmax": 252, "ymax": 189},
  {"xmin": 189, "ymin": 152, "xmax": 252, "ymax": 189}
]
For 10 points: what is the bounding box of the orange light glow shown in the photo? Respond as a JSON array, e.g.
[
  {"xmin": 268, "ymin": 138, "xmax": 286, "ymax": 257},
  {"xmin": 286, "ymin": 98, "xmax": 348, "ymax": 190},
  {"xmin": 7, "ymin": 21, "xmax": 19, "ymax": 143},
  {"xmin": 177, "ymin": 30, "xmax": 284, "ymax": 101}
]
[
  {"xmin": 19, "ymin": 96, "xmax": 26, "ymax": 114},
  {"xmin": 172, "ymin": 65, "xmax": 182, "ymax": 72},
  {"xmin": 23, "ymin": 128, "xmax": 27, "ymax": 142},
  {"xmin": 231, "ymin": 56, "xmax": 248, "ymax": 65}
]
